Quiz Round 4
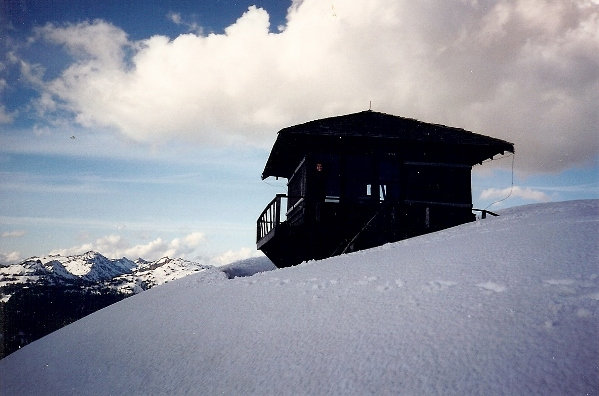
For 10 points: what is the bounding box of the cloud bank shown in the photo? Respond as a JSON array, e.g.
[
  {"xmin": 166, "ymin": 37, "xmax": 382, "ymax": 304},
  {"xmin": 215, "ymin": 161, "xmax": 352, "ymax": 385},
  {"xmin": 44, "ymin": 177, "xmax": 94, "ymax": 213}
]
[
  {"xmin": 1, "ymin": 230, "xmax": 26, "ymax": 238},
  {"xmin": 0, "ymin": 251, "xmax": 21, "ymax": 266},
  {"xmin": 20, "ymin": 0, "xmax": 599, "ymax": 172},
  {"xmin": 480, "ymin": 185, "xmax": 551, "ymax": 202},
  {"xmin": 49, "ymin": 232, "xmax": 206, "ymax": 262},
  {"xmin": 44, "ymin": 232, "xmax": 260, "ymax": 266}
]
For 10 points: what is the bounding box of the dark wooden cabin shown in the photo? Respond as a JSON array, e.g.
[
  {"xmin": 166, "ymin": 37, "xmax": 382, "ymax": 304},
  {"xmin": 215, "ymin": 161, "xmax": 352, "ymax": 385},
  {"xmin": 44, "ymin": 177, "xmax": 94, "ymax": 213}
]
[{"xmin": 257, "ymin": 110, "xmax": 514, "ymax": 267}]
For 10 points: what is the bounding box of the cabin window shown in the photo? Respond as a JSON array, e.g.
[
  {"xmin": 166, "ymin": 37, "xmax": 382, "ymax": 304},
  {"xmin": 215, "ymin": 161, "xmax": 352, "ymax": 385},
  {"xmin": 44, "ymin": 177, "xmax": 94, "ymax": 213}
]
[
  {"xmin": 405, "ymin": 164, "xmax": 471, "ymax": 203},
  {"xmin": 287, "ymin": 159, "xmax": 307, "ymax": 210},
  {"xmin": 322, "ymin": 157, "xmax": 341, "ymax": 199},
  {"xmin": 378, "ymin": 155, "xmax": 401, "ymax": 200},
  {"xmin": 367, "ymin": 184, "xmax": 387, "ymax": 201},
  {"xmin": 342, "ymin": 154, "xmax": 400, "ymax": 202},
  {"xmin": 344, "ymin": 154, "xmax": 375, "ymax": 201}
]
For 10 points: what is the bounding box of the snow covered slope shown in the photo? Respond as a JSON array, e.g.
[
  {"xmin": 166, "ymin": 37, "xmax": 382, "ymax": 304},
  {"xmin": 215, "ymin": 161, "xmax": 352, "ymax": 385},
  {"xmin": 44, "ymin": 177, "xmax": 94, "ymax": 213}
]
[{"xmin": 1, "ymin": 200, "xmax": 597, "ymax": 395}]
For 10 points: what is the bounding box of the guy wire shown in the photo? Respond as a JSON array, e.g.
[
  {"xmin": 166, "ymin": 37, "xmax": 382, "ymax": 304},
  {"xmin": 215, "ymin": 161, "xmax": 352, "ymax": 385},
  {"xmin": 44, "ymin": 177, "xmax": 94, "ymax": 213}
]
[{"xmin": 484, "ymin": 152, "xmax": 515, "ymax": 211}]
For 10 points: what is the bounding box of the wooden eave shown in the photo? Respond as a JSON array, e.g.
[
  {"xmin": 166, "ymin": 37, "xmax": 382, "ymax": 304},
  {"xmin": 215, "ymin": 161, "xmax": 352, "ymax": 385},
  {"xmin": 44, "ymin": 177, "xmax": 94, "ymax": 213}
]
[{"xmin": 262, "ymin": 111, "xmax": 514, "ymax": 179}]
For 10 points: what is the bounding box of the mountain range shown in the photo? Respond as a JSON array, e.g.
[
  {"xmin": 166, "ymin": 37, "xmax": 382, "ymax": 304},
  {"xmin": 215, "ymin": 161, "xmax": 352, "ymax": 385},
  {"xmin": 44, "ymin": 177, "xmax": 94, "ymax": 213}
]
[
  {"xmin": 0, "ymin": 252, "xmax": 222, "ymax": 358},
  {"xmin": 0, "ymin": 251, "xmax": 213, "ymax": 302}
]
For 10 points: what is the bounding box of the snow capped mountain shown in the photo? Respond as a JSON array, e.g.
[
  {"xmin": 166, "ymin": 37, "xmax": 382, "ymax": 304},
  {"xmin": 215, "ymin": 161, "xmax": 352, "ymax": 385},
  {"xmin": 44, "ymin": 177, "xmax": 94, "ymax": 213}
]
[
  {"xmin": 109, "ymin": 256, "xmax": 212, "ymax": 294},
  {"xmin": 54, "ymin": 251, "xmax": 137, "ymax": 281},
  {"xmin": 0, "ymin": 251, "xmax": 219, "ymax": 358},
  {"xmin": 0, "ymin": 252, "xmax": 211, "ymax": 301},
  {"xmin": 1, "ymin": 200, "xmax": 596, "ymax": 394}
]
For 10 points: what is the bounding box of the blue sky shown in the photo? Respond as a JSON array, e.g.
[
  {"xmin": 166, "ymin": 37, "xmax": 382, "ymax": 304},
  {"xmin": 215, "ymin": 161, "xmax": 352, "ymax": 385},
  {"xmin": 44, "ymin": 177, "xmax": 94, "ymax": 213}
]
[{"xmin": 1, "ymin": 0, "xmax": 598, "ymax": 264}]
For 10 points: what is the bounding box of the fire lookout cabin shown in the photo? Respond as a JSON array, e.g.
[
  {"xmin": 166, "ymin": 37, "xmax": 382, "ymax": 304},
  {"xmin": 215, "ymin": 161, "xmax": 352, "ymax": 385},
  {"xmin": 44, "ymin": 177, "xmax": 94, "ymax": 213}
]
[{"xmin": 257, "ymin": 111, "xmax": 514, "ymax": 267}]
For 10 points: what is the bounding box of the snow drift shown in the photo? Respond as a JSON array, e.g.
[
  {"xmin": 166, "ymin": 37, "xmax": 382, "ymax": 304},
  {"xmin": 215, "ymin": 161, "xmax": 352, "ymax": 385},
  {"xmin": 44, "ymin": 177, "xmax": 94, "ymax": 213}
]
[{"xmin": 1, "ymin": 200, "xmax": 597, "ymax": 395}]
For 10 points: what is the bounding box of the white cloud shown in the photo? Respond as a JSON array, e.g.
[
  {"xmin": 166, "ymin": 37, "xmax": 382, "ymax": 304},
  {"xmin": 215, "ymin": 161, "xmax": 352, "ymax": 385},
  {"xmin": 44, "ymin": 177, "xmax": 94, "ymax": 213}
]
[
  {"xmin": 210, "ymin": 247, "xmax": 263, "ymax": 266},
  {"xmin": 1, "ymin": 230, "xmax": 26, "ymax": 238},
  {"xmin": 480, "ymin": 185, "xmax": 551, "ymax": 202},
  {"xmin": 167, "ymin": 11, "xmax": 203, "ymax": 34},
  {"xmin": 49, "ymin": 231, "xmax": 206, "ymax": 261},
  {"xmin": 23, "ymin": 0, "xmax": 599, "ymax": 172},
  {"xmin": 46, "ymin": 232, "xmax": 260, "ymax": 265},
  {"xmin": 0, "ymin": 77, "xmax": 16, "ymax": 123},
  {"xmin": 0, "ymin": 251, "xmax": 21, "ymax": 265},
  {"xmin": 0, "ymin": 78, "xmax": 16, "ymax": 123},
  {"xmin": 167, "ymin": 12, "xmax": 183, "ymax": 25},
  {"xmin": 0, "ymin": 106, "xmax": 15, "ymax": 124},
  {"xmin": 37, "ymin": 19, "xmax": 128, "ymax": 67}
]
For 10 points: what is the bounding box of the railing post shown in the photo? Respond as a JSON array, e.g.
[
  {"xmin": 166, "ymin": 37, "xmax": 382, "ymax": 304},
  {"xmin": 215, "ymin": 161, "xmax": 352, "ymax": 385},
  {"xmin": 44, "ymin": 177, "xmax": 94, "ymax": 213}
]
[{"xmin": 275, "ymin": 194, "xmax": 281, "ymax": 227}]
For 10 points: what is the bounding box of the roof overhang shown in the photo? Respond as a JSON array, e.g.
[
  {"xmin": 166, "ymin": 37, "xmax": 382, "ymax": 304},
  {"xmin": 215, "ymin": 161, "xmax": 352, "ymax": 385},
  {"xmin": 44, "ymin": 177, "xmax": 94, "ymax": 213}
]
[{"xmin": 262, "ymin": 111, "xmax": 514, "ymax": 179}]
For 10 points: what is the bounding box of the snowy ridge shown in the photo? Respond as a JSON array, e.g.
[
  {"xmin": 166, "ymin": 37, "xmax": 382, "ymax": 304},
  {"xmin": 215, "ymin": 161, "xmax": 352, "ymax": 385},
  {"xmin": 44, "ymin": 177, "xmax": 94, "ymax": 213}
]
[
  {"xmin": 0, "ymin": 252, "xmax": 212, "ymax": 300},
  {"xmin": 109, "ymin": 256, "xmax": 215, "ymax": 294},
  {"xmin": 51, "ymin": 251, "xmax": 137, "ymax": 281},
  {"xmin": 0, "ymin": 200, "xmax": 597, "ymax": 394}
]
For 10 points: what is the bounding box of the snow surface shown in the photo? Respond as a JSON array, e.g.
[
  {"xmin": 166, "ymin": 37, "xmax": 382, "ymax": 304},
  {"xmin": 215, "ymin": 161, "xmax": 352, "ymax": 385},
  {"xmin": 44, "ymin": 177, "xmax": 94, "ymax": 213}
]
[
  {"xmin": 219, "ymin": 256, "xmax": 277, "ymax": 278},
  {"xmin": 1, "ymin": 200, "xmax": 597, "ymax": 395}
]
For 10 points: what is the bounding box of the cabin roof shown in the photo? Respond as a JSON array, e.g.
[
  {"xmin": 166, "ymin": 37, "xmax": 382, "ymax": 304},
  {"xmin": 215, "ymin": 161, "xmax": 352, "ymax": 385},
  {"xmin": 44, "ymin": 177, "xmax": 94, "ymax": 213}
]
[{"xmin": 262, "ymin": 111, "xmax": 514, "ymax": 179}]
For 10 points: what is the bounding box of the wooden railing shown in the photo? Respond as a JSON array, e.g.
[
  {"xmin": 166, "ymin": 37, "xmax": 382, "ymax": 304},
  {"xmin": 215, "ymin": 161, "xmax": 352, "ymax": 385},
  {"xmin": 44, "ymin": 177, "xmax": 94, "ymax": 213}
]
[
  {"xmin": 257, "ymin": 194, "xmax": 286, "ymax": 243},
  {"xmin": 472, "ymin": 208, "xmax": 499, "ymax": 219}
]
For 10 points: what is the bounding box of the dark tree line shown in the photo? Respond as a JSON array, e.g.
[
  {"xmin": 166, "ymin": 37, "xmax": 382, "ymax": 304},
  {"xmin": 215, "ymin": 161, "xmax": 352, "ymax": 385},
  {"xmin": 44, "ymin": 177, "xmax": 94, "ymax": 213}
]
[{"xmin": 0, "ymin": 283, "xmax": 127, "ymax": 359}]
